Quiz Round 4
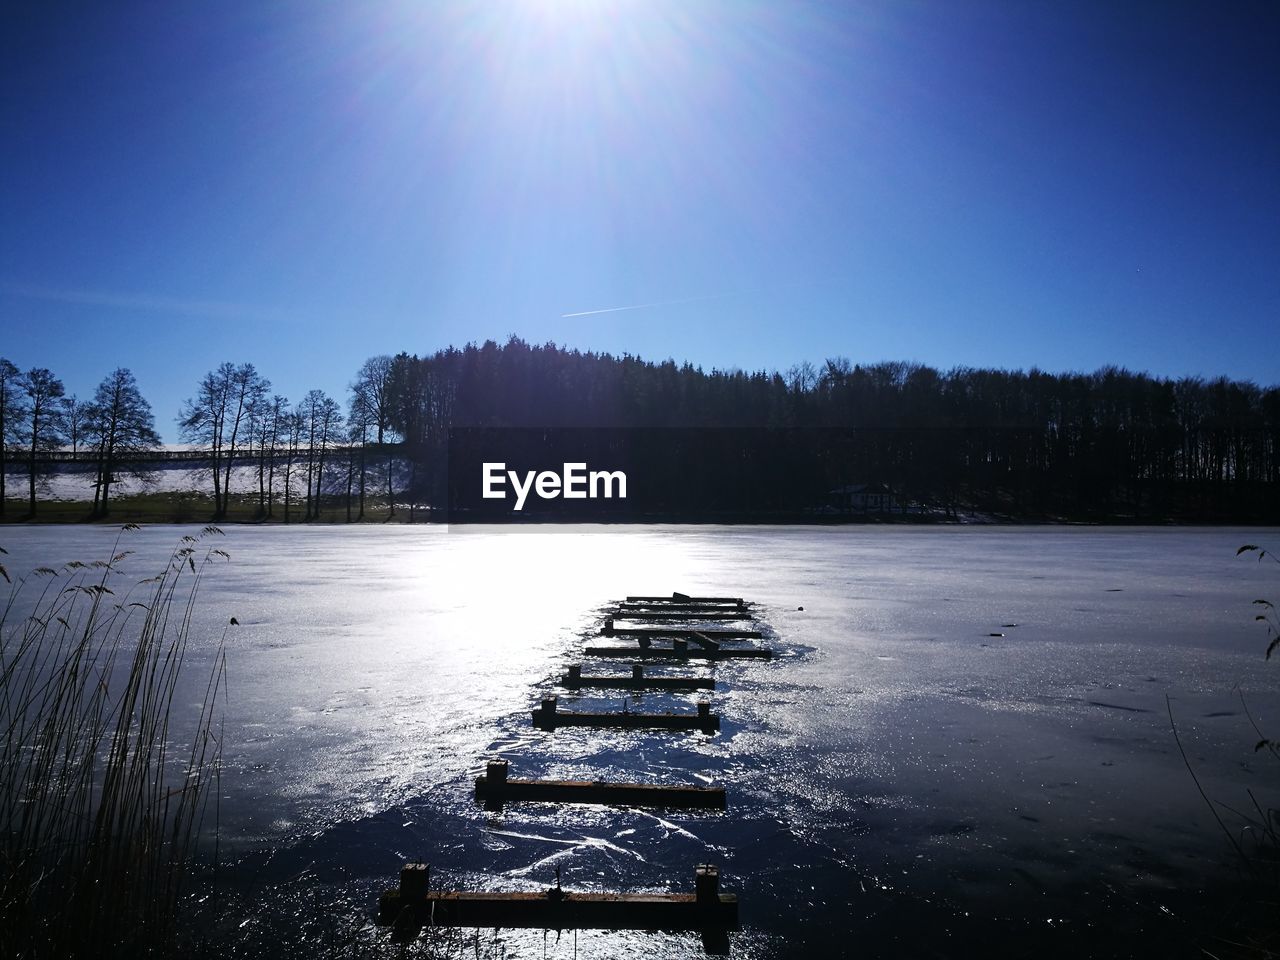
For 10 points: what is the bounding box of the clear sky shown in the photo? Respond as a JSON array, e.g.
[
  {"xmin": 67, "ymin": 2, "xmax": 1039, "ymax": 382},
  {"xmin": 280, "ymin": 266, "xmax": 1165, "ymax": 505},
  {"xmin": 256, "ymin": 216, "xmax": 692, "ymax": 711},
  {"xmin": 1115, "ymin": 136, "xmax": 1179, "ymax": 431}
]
[{"xmin": 2, "ymin": 1, "xmax": 1277, "ymax": 440}]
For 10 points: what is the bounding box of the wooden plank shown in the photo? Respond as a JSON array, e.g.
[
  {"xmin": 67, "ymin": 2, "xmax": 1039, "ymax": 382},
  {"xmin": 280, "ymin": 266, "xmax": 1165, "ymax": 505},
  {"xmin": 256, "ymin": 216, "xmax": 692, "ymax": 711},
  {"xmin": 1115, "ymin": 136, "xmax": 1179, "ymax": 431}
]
[
  {"xmin": 611, "ymin": 611, "xmax": 750, "ymax": 621},
  {"xmin": 625, "ymin": 594, "xmax": 744, "ymax": 605},
  {"xmin": 379, "ymin": 888, "xmax": 740, "ymax": 930},
  {"xmin": 618, "ymin": 602, "xmax": 752, "ymax": 612},
  {"xmin": 379, "ymin": 863, "xmax": 739, "ymax": 933},
  {"xmin": 584, "ymin": 645, "xmax": 773, "ymax": 661},
  {"xmin": 603, "ymin": 623, "xmax": 762, "ymax": 640},
  {"xmin": 532, "ymin": 697, "xmax": 719, "ymax": 733},
  {"xmin": 475, "ymin": 761, "xmax": 726, "ymax": 811},
  {"xmin": 562, "ymin": 664, "xmax": 714, "ymax": 691}
]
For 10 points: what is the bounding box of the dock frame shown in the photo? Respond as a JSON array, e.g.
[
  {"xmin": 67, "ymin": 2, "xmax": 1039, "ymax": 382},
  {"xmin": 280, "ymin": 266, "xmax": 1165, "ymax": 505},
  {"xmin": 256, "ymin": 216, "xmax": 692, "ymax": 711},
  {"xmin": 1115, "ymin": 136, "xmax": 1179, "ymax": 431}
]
[
  {"xmin": 562, "ymin": 663, "xmax": 714, "ymax": 691},
  {"xmin": 475, "ymin": 759, "xmax": 726, "ymax": 811},
  {"xmin": 379, "ymin": 863, "xmax": 739, "ymax": 953},
  {"xmin": 532, "ymin": 696, "xmax": 720, "ymax": 734},
  {"xmin": 585, "ymin": 640, "xmax": 772, "ymax": 660}
]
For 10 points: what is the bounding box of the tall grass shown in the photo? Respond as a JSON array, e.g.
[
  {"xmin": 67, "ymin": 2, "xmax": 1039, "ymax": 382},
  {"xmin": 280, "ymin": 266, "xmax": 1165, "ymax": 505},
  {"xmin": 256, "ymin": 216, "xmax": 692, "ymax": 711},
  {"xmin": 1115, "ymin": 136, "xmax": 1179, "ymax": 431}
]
[
  {"xmin": 1176, "ymin": 545, "xmax": 1280, "ymax": 960},
  {"xmin": 0, "ymin": 525, "xmax": 229, "ymax": 958}
]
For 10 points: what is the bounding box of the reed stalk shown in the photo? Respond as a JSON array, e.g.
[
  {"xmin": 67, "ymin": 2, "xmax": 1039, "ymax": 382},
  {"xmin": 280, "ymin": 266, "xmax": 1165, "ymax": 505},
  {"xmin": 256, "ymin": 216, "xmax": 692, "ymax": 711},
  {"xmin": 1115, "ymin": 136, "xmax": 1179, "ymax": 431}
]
[{"xmin": 0, "ymin": 525, "xmax": 229, "ymax": 958}]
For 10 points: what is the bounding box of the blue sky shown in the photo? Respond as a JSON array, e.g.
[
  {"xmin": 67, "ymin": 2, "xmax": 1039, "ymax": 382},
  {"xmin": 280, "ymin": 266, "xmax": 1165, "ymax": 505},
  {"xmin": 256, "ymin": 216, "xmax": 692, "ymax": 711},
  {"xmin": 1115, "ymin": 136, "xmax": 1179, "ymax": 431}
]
[{"xmin": 2, "ymin": 1, "xmax": 1277, "ymax": 440}]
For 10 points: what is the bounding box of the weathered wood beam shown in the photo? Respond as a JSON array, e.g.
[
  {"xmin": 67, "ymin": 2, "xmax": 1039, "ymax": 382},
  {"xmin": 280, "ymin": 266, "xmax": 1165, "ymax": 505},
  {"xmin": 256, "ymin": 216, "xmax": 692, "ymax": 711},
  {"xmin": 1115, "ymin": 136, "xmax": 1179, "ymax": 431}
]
[
  {"xmin": 474, "ymin": 759, "xmax": 726, "ymax": 811},
  {"xmin": 531, "ymin": 696, "xmax": 719, "ymax": 733},
  {"xmin": 584, "ymin": 642, "xmax": 773, "ymax": 661},
  {"xmin": 603, "ymin": 620, "xmax": 762, "ymax": 641},
  {"xmin": 562, "ymin": 663, "xmax": 715, "ymax": 691},
  {"xmin": 378, "ymin": 864, "xmax": 739, "ymax": 937}
]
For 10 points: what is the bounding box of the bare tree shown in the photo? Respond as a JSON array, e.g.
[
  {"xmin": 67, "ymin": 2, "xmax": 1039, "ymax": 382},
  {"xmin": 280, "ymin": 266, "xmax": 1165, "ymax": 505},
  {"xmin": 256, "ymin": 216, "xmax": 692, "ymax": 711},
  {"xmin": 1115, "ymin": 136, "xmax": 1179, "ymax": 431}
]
[
  {"xmin": 282, "ymin": 409, "xmax": 303, "ymax": 524},
  {"xmin": 786, "ymin": 360, "xmax": 818, "ymax": 394},
  {"xmin": 86, "ymin": 368, "xmax": 160, "ymax": 517},
  {"xmin": 315, "ymin": 393, "xmax": 342, "ymax": 521},
  {"xmin": 220, "ymin": 365, "xmax": 268, "ymax": 519},
  {"xmin": 353, "ymin": 356, "xmax": 396, "ymax": 516},
  {"xmin": 299, "ymin": 392, "xmax": 319, "ymax": 521},
  {"xmin": 61, "ymin": 395, "xmax": 88, "ymax": 455},
  {"xmin": 18, "ymin": 367, "xmax": 65, "ymax": 517},
  {"xmin": 253, "ymin": 394, "xmax": 288, "ymax": 519},
  {"xmin": 298, "ymin": 390, "xmax": 342, "ymax": 521},
  {"xmin": 346, "ymin": 383, "xmax": 373, "ymax": 520},
  {"xmin": 0, "ymin": 358, "xmax": 25, "ymax": 518},
  {"xmin": 179, "ymin": 362, "xmax": 268, "ymax": 519}
]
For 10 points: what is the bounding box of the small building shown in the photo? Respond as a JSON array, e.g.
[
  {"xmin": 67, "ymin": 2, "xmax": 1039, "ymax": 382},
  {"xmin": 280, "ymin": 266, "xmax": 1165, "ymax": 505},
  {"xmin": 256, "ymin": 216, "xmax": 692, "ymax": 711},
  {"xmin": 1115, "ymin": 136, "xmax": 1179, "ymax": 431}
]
[{"xmin": 828, "ymin": 482, "xmax": 896, "ymax": 514}]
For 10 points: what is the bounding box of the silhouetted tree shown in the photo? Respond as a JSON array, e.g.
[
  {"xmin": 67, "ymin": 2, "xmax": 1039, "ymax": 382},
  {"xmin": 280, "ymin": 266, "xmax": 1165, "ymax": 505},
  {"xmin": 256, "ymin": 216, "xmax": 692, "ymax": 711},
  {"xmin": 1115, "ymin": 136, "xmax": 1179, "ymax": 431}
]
[
  {"xmin": 282, "ymin": 409, "xmax": 303, "ymax": 524},
  {"xmin": 179, "ymin": 362, "xmax": 268, "ymax": 519},
  {"xmin": 299, "ymin": 390, "xmax": 342, "ymax": 521},
  {"xmin": 0, "ymin": 358, "xmax": 25, "ymax": 518},
  {"xmin": 86, "ymin": 368, "xmax": 160, "ymax": 517},
  {"xmin": 346, "ymin": 386, "xmax": 372, "ymax": 521},
  {"xmin": 61, "ymin": 395, "xmax": 88, "ymax": 456},
  {"xmin": 18, "ymin": 367, "xmax": 65, "ymax": 517},
  {"xmin": 253, "ymin": 394, "xmax": 288, "ymax": 519},
  {"xmin": 353, "ymin": 355, "xmax": 397, "ymax": 516}
]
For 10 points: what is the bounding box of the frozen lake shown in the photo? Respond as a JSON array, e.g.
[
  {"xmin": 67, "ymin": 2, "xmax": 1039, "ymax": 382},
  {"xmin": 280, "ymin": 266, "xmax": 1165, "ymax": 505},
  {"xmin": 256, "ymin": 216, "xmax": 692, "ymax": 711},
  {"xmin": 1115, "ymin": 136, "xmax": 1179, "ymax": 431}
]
[{"xmin": 2, "ymin": 524, "xmax": 1278, "ymax": 957}]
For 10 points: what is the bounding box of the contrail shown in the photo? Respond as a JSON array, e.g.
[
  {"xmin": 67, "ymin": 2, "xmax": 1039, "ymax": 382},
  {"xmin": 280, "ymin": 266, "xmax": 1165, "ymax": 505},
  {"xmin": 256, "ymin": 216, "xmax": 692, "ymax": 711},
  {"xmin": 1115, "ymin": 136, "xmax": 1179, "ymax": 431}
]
[{"xmin": 561, "ymin": 291, "xmax": 737, "ymax": 318}]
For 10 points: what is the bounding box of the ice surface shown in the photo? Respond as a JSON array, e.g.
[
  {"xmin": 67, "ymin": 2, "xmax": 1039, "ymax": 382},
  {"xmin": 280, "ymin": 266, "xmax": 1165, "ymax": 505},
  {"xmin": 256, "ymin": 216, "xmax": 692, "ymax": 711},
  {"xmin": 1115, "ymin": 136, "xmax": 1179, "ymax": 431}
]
[{"xmin": 2, "ymin": 525, "xmax": 1276, "ymax": 956}]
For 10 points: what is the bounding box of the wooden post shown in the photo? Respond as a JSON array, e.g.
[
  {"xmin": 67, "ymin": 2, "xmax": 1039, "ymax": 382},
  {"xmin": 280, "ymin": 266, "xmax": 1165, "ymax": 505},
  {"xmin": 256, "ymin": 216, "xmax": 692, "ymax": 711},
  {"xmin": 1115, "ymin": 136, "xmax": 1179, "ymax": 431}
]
[
  {"xmin": 540, "ymin": 697, "xmax": 558, "ymax": 718},
  {"xmin": 379, "ymin": 865, "xmax": 740, "ymax": 933},
  {"xmin": 603, "ymin": 617, "xmax": 615, "ymax": 636},
  {"xmin": 697, "ymin": 700, "xmax": 715, "ymax": 733},
  {"xmin": 632, "ymin": 664, "xmax": 644, "ymax": 680},
  {"xmin": 401, "ymin": 863, "xmax": 431, "ymax": 900},
  {"xmin": 695, "ymin": 864, "xmax": 719, "ymax": 906},
  {"xmin": 567, "ymin": 664, "xmax": 582, "ymax": 684},
  {"xmin": 696, "ymin": 864, "xmax": 730, "ymax": 954},
  {"xmin": 483, "ymin": 759, "xmax": 508, "ymax": 811}
]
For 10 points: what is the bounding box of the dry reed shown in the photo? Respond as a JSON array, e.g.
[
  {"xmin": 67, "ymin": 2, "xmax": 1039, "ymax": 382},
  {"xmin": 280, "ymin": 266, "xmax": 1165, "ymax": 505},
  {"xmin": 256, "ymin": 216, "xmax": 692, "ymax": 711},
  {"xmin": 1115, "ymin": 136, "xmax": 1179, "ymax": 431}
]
[{"xmin": 0, "ymin": 525, "xmax": 229, "ymax": 958}]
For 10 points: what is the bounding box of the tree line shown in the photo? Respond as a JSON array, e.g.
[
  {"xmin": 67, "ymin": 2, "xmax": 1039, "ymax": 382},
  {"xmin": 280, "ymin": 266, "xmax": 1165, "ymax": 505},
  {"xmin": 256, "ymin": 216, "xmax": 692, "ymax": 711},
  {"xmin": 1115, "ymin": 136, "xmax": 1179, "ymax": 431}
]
[
  {"xmin": 5, "ymin": 340, "xmax": 1278, "ymax": 521},
  {"xmin": 0, "ymin": 361, "xmax": 160, "ymax": 519},
  {"xmin": 175, "ymin": 358, "xmax": 397, "ymax": 522},
  {"xmin": 382, "ymin": 338, "xmax": 1280, "ymax": 521},
  {"xmin": 0, "ymin": 356, "xmax": 398, "ymax": 521}
]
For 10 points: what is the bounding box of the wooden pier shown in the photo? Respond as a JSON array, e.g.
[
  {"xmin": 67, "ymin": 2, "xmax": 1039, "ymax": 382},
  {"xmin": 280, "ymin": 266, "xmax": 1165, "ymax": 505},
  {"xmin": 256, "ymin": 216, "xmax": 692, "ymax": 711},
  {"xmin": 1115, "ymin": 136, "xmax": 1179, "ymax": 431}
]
[
  {"xmin": 532, "ymin": 696, "xmax": 720, "ymax": 733},
  {"xmin": 617, "ymin": 601, "xmax": 753, "ymax": 613},
  {"xmin": 611, "ymin": 610, "xmax": 750, "ymax": 621},
  {"xmin": 585, "ymin": 640, "xmax": 773, "ymax": 660},
  {"xmin": 379, "ymin": 863, "xmax": 739, "ymax": 937},
  {"xmin": 626, "ymin": 593, "xmax": 744, "ymax": 606},
  {"xmin": 603, "ymin": 620, "xmax": 762, "ymax": 641},
  {"xmin": 376, "ymin": 589, "xmax": 777, "ymax": 954},
  {"xmin": 475, "ymin": 759, "xmax": 726, "ymax": 812},
  {"xmin": 562, "ymin": 663, "xmax": 715, "ymax": 691}
]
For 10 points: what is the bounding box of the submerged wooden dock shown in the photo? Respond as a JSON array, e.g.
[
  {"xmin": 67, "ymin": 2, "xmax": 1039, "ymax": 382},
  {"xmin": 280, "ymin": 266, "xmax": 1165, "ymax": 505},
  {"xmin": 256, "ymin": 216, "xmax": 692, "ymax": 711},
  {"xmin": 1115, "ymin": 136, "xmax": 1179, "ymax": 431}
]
[
  {"xmin": 475, "ymin": 759, "xmax": 726, "ymax": 811},
  {"xmin": 561, "ymin": 663, "xmax": 715, "ymax": 691},
  {"xmin": 531, "ymin": 696, "xmax": 720, "ymax": 733},
  {"xmin": 603, "ymin": 620, "xmax": 763, "ymax": 641},
  {"xmin": 626, "ymin": 593, "xmax": 745, "ymax": 605},
  {"xmin": 616, "ymin": 600, "xmax": 753, "ymax": 613},
  {"xmin": 585, "ymin": 641, "xmax": 773, "ymax": 660},
  {"xmin": 380, "ymin": 863, "xmax": 739, "ymax": 935},
  {"xmin": 610, "ymin": 609, "xmax": 750, "ymax": 621},
  {"xmin": 376, "ymin": 588, "xmax": 779, "ymax": 954}
]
